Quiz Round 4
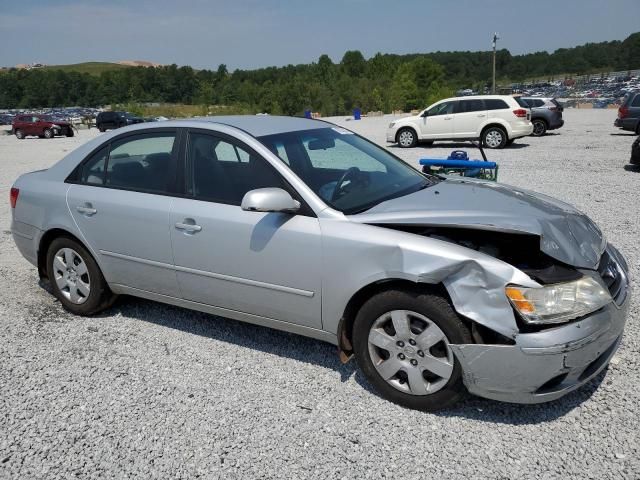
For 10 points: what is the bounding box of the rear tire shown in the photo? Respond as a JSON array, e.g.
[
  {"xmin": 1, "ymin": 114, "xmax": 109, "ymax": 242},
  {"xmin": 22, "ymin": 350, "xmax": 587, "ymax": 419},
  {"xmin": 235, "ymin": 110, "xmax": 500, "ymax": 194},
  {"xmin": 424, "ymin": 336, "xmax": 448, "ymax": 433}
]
[
  {"xmin": 43, "ymin": 128, "xmax": 54, "ymax": 139},
  {"xmin": 46, "ymin": 236, "xmax": 115, "ymax": 316},
  {"xmin": 98, "ymin": 125, "xmax": 105, "ymax": 133},
  {"xmin": 15, "ymin": 129, "xmax": 24, "ymax": 139},
  {"xmin": 66, "ymin": 129, "xmax": 74, "ymax": 137},
  {"xmin": 397, "ymin": 128, "xmax": 418, "ymax": 148},
  {"xmin": 482, "ymin": 126, "xmax": 507, "ymax": 149},
  {"xmin": 353, "ymin": 288, "xmax": 472, "ymax": 411},
  {"xmin": 531, "ymin": 119, "xmax": 547, "ymax": 137}
]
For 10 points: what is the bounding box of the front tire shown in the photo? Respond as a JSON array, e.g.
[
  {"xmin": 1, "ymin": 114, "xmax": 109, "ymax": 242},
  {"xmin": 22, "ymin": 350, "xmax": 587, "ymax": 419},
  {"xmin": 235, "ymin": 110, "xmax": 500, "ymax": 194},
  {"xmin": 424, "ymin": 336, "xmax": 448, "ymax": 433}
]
[
  {"xmin": 43, "ymin": 128, "xmax": 54, "ymax": 139},
  {"xmin": 47, "ymin": 237, "xmax": 115, "ymax": 315},
  {"xmin": 531, "ymin": 119, "xmax": 547, "ymax": 137},
  {"xmin": 353, "ymin": 288, "xmax": 472, "ymax": 411},
  {"xmin": 15, "ymin": 129, "xmax": 25, "ymax": 139},
  {"xmin": 482, "ymin": 126, "xmax": 507, "ymax": 149},
  {"xmin": 397, "ymin": 128, "xmax": 418, "ymax": 148}
]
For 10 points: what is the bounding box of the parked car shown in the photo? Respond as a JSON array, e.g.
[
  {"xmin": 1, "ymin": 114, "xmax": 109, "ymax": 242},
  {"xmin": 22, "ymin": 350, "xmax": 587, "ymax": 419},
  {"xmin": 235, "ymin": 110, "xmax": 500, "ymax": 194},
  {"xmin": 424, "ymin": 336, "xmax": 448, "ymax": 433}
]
[
  {"xmin": 12, "ymin": 114, "xmax": 74, "ymax": 139},
  {"xmin": 387, "ymin": 95, "xmax": 533, "ymax": 149},
  {"xmin": 614, "ymin": 92, "xmax": 640, "ymax": 134},
  {"xmin": 631, "ymin": 135, "xmax": 640, "ymax": 165},
  {"xmin": 517, "ymin": 97, "xmax": 565, "ymax": 136},
  {"xmin": 10, "ymin": 116, "xmax": 629, "ymax": 410},
  {"xmin": 96, "ymin": 111, "xmax": 145, "ymax": 132}
]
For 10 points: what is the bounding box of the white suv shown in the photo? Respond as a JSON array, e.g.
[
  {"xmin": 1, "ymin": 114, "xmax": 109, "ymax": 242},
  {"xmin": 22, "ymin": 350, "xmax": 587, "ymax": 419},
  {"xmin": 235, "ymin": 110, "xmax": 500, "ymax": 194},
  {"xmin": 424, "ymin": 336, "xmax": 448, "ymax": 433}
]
[{"xmin": 387, "ymin": 95, "xmax": 533, "ymax": 149}]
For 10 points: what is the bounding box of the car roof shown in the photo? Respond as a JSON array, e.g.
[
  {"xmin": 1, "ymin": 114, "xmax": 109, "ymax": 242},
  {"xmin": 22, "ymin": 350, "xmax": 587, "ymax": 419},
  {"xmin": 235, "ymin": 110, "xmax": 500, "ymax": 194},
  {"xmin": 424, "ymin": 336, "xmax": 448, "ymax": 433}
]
[{"xmin": 190, "ymin": 115, "xmax": 329, "ymax": 137}]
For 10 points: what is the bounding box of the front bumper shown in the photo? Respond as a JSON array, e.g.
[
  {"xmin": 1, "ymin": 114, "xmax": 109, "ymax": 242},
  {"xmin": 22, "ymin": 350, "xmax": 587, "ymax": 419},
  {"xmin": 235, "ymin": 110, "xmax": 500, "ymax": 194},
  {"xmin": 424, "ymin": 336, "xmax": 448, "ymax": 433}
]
[
  {"xmin": 451, "ymin": 247, "xmax": 630, "ymax": 404},
  {"xmin": 386, "ymin": 128, "xmax": 398, "ymax": 143}
]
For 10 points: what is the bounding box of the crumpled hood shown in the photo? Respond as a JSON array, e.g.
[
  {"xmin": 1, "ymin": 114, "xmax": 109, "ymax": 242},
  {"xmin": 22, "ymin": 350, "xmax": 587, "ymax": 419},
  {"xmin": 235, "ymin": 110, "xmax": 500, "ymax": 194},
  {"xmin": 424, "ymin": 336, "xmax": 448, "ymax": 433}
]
[{"xmin": 349, "ymin": 178, "xmax": 605, "ymax": 269}]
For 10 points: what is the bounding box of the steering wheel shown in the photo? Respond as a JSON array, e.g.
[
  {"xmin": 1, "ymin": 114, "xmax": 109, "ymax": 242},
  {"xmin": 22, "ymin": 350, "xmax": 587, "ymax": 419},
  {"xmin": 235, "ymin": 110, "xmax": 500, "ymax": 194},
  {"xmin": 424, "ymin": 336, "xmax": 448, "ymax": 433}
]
[{"xmin": 332, "ymin": 167, "xmax": 363, "ymax": 202}]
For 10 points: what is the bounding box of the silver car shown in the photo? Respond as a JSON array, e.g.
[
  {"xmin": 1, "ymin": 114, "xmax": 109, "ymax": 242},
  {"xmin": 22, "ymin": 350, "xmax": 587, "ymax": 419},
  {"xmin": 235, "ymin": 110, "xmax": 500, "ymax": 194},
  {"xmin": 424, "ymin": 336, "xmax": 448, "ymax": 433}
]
[{"xmin": 10, "ymin": 116, "xmax": 630, "ymax": 410}]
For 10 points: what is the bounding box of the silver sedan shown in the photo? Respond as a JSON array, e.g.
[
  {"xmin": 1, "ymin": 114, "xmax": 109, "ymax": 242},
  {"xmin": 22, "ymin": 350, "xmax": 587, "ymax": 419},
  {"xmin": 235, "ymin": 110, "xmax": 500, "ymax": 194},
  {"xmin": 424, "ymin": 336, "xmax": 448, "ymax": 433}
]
[{"xmin": 10, "ymin": 116, "xmax": 630, "ymax": 410}]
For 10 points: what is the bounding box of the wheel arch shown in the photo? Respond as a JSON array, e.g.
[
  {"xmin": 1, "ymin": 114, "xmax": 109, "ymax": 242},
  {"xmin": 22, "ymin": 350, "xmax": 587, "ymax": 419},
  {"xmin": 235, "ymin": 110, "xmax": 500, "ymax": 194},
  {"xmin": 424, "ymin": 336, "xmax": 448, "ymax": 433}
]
[
  {"xmin": 395, "ymin": 125, "xmax": 418, "ymax": 143},
  {"xmin": 337, "ymin": 279, "xmax": 452, "ymax": 361},
  {"xmin": 480, "ymin": 122, "xmax": 509, "ymax": 140},
  {"xmin": 37, "ymin": 228, "xmax": 94, "ymax": 280}
]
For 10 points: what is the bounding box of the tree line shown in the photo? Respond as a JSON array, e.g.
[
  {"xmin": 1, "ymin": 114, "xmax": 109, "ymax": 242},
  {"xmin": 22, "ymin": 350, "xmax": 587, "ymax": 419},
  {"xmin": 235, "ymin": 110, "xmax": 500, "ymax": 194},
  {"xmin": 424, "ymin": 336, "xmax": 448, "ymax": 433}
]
[{"xmin": 1, "ymin": 32, "xmax": 638, "ymax": 115}]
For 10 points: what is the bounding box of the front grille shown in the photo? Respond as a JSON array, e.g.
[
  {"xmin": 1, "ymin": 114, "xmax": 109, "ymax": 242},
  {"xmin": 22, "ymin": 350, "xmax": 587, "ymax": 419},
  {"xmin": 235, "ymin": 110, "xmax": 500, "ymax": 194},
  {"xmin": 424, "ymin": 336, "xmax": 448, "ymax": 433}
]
[{"xmin": 597, "ymin": 249, "xmax": 627, "ymax": 305}]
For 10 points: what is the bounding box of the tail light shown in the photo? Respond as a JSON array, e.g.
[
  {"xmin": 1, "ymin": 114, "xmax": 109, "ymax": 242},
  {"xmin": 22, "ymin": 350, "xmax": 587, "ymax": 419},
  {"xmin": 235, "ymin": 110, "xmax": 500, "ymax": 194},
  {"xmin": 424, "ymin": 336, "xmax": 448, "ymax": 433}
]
[
  {"xmin": 548, "ymin": 106, "xmax": 558, "ymax": 111},
  {"xmin": 513, "ymin": 109, "xmax": 528, "ymax": 118},
  {"xmin": 10, "ymin": 187, "xmax": 19, "ymax": 208},
  {"xmin": 618, "ymin": 106, "xmax": 629, "ymax": 119}
]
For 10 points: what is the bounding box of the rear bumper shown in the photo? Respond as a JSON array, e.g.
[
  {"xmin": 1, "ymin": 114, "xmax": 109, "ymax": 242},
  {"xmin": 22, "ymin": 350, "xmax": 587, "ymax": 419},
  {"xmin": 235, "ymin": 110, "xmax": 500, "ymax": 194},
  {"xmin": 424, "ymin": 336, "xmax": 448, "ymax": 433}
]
[
  {"xmin": 615, "ymin": 118, "xmax": 638, "ymax": 131},
  {"xmin": 548, "ymin": 119, "xmax": 564, "ymax": 130},
  {"xmin": 11, "ymin": 219, "xmax": 41, "ymax": 267},
  {"xmin": 452, "ymin": 247, "xmax": 630, "ymax": 404},
  {"xmin": 509, "ymin": 123, "xmax": 534, "ymax": 139}
]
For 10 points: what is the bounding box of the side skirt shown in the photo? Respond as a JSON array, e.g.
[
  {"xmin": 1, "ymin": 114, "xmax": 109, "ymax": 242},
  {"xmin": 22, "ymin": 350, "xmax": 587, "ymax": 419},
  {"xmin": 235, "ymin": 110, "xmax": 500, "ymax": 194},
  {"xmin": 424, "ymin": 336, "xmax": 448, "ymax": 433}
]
[{"xmin": 110, "ymin": 284, "xmax": 338, "ymax": 346}]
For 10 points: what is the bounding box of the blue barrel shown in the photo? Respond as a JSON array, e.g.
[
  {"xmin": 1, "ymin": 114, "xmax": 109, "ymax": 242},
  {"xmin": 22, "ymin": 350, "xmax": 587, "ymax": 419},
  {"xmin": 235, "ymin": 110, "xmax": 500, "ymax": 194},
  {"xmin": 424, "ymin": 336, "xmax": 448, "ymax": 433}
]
[
  {"xmin": 304, "ymin": 110, "xmax": 312, "ymax": 119},
  {"xmin": 353, "ymin": 108, "xmax": 361, "ymax": 120}
]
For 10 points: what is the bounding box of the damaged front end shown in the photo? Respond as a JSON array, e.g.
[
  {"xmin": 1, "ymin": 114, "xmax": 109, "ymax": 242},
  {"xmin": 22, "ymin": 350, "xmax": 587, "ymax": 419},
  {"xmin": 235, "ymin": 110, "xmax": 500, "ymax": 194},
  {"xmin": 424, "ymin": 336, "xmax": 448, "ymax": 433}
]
[{"xmin": 341, "ymin": 181, "xmax": 630, "ymax": 403}]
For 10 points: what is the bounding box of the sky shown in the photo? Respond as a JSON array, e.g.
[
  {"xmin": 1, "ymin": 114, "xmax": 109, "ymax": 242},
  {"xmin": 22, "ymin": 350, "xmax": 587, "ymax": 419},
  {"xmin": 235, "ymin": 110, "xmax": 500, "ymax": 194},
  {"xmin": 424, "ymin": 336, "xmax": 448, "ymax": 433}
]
[{"xmin": 1, "ymin": 0, "xmax": 639, "ymax": 70}]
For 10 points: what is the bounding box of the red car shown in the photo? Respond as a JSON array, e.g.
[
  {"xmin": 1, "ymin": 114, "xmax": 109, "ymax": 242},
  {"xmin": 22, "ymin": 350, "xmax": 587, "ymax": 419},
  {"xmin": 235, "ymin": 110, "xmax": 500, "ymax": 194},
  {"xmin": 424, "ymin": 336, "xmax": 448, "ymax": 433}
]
[{"xmin": 12, "ymin": 115, "xmax": 74, "ymax": 139}]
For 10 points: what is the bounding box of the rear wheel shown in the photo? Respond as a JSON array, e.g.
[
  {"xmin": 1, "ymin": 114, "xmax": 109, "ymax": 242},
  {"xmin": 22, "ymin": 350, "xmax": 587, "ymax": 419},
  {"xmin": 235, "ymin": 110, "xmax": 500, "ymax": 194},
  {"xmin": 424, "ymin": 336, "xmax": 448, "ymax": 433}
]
[
  {"xmin": 353, "ymin": 288, "xmax": 472, "ymax": 411},
  {"xmin": 482, "ymin": 126, "xmax": 507, "ymax": 149},
  {"xmin": 532, "ymin": 119, "xmax": 547, "ymax": 137},
  {"xmin": 43, "ymin": 128, "xmax": 54, "ymax": 139},
  {"xmin": 47, "ymin": 237, "xmax": 115, "ymax": 315},
  {"xmin": 397, "ymin": 128, "xmax": 417, "ymax": 148},
  {"xmin": 15, "ymin": 129, "xmax": 24, "ymax": 139},
  {"xmin": 66, "ymin": 129, "xmax": 74, "ymax": 137},
  {"xmin": 98, "ymin": 125, "xmax": 105, "ymax": 133}
]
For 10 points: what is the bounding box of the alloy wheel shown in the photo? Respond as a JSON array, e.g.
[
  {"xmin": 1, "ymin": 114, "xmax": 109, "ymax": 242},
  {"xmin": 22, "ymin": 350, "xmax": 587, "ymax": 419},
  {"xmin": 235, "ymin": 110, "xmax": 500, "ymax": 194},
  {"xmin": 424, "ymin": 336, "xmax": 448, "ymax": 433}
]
[
  {"xmin": 532, "ymin": 120, "xmax": 546, "ymax": 136},
  {"xmin": 398, "ymin": 130, "xmax": 415, "ymax": 147},
  {"xmin": 367, "ymin": 310, "xmax": 454, "ymax": 396},
  {"xmin": 52, "ymin": 248, "xmax": 91, "ymax": 305},
  {"xmin": 484, "ymin": 129, "xmax": 503, "ymax": 148}
]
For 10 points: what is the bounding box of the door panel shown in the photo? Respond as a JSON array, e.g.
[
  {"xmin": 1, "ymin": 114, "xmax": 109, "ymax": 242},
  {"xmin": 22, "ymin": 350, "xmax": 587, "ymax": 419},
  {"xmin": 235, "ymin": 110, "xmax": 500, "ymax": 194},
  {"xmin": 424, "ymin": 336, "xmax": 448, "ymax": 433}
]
[
  {"xmin": 170, "ymin": 199, "xmax": 323, "ymax": 328},
  {"xmin": 419, "ymin": 101, "xmax": 457, "ymax": 138},
  {"xmin": 67, "ymin": 185, "xmax": 178, "ymax": 296}
]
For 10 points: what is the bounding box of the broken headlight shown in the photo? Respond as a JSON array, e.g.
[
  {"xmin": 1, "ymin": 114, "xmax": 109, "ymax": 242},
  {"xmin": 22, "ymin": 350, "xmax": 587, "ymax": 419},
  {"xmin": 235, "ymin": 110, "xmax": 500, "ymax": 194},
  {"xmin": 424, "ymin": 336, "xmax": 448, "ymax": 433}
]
[{"xmin": 505, "ymin": 276, "xmax": 612, "ymax": 324}]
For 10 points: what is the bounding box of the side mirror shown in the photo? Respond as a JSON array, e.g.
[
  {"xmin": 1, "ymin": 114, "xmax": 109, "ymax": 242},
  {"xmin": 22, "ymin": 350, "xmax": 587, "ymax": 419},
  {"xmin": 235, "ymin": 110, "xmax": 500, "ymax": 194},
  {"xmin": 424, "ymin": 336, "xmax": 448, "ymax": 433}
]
[
  {"xmin": 241, "ymin": 188, "xmax": 301, "ymax": 213},
  {"xmin": 420, "ymin": 111, "xmax": 429, "ymax": 117}
]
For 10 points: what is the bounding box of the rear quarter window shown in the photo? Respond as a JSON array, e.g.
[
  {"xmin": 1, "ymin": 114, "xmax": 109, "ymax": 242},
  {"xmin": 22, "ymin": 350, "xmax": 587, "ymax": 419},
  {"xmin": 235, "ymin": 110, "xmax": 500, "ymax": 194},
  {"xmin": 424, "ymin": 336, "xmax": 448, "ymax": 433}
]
[
  {"xmin": 485, "ymin": 99, "xmax": 510, "ymax": 110},
  {"xmin": 632, "ymin": 94, "xmax": 640, "ymax": 107}
]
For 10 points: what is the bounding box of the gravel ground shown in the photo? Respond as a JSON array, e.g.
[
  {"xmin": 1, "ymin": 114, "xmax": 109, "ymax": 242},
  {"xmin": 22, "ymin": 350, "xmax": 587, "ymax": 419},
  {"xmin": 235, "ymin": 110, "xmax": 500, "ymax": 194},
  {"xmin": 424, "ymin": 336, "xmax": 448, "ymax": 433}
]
[{"xmin": 1, "ymin": 110, "xmax": 639, "ymax": 479}]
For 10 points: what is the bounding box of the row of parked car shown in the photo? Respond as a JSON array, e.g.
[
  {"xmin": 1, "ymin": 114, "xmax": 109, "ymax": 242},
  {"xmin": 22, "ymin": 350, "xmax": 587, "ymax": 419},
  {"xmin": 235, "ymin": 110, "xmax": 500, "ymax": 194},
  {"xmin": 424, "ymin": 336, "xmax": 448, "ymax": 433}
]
[
  {"xmin": 386, "ymin": 90, "xmax": 640, "ymax": 150},
  {"xmin": 9, "ymin": 111, "xmax": 154, "ymax": 139},
  {"xmin": 386, "ymin": 94, "xmax": 565, "ymax": 149}
]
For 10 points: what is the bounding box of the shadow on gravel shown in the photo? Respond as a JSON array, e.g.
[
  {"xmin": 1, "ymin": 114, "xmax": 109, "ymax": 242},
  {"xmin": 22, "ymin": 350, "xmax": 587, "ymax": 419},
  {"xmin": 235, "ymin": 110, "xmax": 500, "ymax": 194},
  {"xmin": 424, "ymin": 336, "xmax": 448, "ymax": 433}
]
[
  {"xmin": 36, "ymin": 283, "xmax": 609, "ymax": 422},
  {"xmin": 609, "ymin": 133, "xmax": 637, "ymax": 136},
  {"xmin": 106, "ymin": 296, "xmax": 361, "ymax": 384},
  {"xmin": 434, "ymin": 369, "xmax": 608, "ymax": 425}
]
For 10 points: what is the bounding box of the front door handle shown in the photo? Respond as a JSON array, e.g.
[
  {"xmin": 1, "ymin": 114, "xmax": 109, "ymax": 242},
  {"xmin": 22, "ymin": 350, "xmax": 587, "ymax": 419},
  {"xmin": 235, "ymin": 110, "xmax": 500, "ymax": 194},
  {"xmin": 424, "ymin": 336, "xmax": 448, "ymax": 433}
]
[
  {"xmin": 444, "ymin": 116, "xmax": 453, "ymax": 120},
  {"xmin": 477, "ymin": 114, "xmax": 486, "ymax": 117},
  {"xmin": 175, "ymin": 220, "xmax": 202, "ymax": 233},
  {"xmin": 76, "ymin": 204, "xmax": 97, "ymax": 216}
]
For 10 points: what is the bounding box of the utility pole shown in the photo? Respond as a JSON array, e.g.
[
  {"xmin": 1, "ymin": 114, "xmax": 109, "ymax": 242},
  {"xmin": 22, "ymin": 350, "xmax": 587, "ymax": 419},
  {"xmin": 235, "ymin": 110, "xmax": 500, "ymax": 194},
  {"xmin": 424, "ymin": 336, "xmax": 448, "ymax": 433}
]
[{"xmin": 492, "ymin": 32, "xmax": 499, "ymax": 94}]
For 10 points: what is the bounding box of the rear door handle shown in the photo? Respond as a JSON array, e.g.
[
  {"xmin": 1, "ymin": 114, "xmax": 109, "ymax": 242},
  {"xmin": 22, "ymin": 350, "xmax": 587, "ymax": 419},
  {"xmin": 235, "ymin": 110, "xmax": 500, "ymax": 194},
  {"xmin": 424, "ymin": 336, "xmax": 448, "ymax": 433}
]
[
  {"xmin": 175, "ymin": 220, "xmax": 202, "ymax": 233},
  {"xmin": 477, "ymin": 114, "xmax": 486, "ymax": 117},
  {"xmin": 76, "ymin": 204, "xmax": 97, "ymax": 216},
  {"xmin": 444, "ymin": 116, "xmax": 453, "ymax": 120}
]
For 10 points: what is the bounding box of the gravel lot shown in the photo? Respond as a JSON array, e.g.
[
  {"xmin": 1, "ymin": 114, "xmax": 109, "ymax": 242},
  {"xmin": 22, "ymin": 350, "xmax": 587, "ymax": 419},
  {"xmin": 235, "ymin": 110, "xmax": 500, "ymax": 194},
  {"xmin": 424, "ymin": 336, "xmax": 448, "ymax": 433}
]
[{"xmin": 1, "ymin": 109, "xmax": 639, "ymax": 479}]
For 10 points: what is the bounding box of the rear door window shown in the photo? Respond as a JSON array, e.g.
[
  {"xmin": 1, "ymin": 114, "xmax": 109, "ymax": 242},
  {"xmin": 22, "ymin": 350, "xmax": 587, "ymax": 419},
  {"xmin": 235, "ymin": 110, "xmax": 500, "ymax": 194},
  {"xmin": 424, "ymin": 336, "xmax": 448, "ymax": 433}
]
[
  {"xmin": 105, "ymin": 132, "xmax": 178, "ymax": 194},
  {"xmin": 632, "ymin": 95, "xmax": 640, "ymax": 107}
]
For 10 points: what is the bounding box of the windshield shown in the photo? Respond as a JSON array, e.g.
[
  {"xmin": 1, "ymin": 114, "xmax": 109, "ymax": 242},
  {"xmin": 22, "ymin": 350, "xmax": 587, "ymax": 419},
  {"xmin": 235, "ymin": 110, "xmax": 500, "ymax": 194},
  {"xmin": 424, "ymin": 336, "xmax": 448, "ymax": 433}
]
[{"xmin": 258, "ymin": 127, "xmax": 432, "ymax": 214}]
